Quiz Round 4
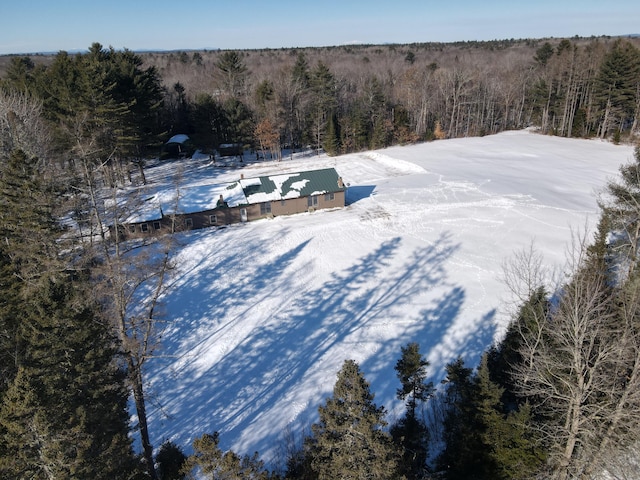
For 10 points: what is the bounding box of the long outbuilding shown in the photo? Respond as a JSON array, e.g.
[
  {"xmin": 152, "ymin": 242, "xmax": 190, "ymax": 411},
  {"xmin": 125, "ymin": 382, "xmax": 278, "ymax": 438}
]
[{"xmin": 118, "ymin": 167, "xmax": 346, "ymax": 237}]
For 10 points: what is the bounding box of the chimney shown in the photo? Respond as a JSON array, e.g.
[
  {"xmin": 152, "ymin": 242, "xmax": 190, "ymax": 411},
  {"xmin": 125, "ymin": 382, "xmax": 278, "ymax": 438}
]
[
  {"xmin": 337, "ymin": 176, "xmax": 344, "ymax": 189},
  {"xmin": 240, "ymin": 173, "xmax": 244, "ymax": 180}
]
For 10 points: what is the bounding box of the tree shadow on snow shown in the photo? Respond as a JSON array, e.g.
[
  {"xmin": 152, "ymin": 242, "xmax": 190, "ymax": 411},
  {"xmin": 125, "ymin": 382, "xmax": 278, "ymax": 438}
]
[{"xmin": 144, "ymin": 229, "xmax": 497, "ymax": 464}]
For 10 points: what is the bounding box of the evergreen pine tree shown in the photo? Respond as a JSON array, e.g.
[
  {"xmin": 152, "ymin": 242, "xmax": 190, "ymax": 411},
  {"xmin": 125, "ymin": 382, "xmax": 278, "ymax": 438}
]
[
  {"xmin": 156, "ymin": 440, "xmax": 187, "ymax": 480},
  {"xmin": 305, "ymin": 359, "xmax": 398, "ymax": 480},
  {"xmin": 0, "ymin": 273, "xmax": 138, "ymax": 479},
  {"xmin": 474, "ymin": 354, "xmax": 545, "ymax": 480},
  {"xmin": 310, "ymin": 62, "xmax": 337, "ymax": 155},
  {"xmin": 291, "ymin": 52, "xmax": 310, "ymax": 90},
  {"xmin": 534, "ymin": 42, "xmax": 555, "ymax": 67},
  {"xmin": 0, "ymin": 243, "xmax": 24, "ymax": 393},
  {"xmin": 0, "ymin": 149, "xmax": 59, "ymax": 278},
  {"xmin": 392, "ymin": 342, "xmax": 433, "ymax": 479},
  {"xmin": 0, "ymin": 56, "xmax": 37, "ymax": 93},
  {"xmin": 215, "ymin": 51, "xmax": 249, "ymax": 99},
  {"xmin": 600, "ymin": 145, "xmax": 640, "ymax": 274},
  {"xmin": 594, "ymin": 40, "xmax": 640, "ymax": 138},
  {"xmin": 436, "ymin": 357, "xmax": 483, "ymax": 479},
  {"xmin": 182, "ymin": 432, "xmax": 269, "ymax": 480},
  {"xmin": 0, "ymin": 148, "xmax": 137, "ymax": 478},
  {"xmin": 0, "ymin": 148, "xmax": 57, "ymax": 393}
]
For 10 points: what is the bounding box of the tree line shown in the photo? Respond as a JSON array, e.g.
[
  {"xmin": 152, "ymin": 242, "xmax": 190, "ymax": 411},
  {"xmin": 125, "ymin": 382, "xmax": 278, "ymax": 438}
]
[
  {"xmin": 2, "ymin": 37, "xmax": 639, "ymax": 161},
  {"xmin": 128, "ymin": 36, "xmax": 640, "ymax": 152},
  {"xmin": 1, "ymin": 38, "xmax": 640, "ymax": 479}
]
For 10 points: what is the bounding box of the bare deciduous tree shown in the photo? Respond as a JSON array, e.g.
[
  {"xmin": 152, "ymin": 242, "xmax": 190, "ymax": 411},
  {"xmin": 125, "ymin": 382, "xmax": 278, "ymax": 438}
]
[
  {"xmin": 508, "ymin": 236, "xmax": 640, "ymax": 480},
  {"xmin": 69, "ymin": 127, "xmax": 176, "ymax": 480},
  {"xmin": 0, "ymin": 90, "xmax": 49, "ymax": 164}
]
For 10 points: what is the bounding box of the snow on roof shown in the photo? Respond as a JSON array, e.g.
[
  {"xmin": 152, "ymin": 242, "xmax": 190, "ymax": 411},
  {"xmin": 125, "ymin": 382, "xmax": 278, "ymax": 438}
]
[
  {"xmin": 123, "ymin": 181, "xmax": 247, "ymax": 223},
  {"xmin": 241, "ymin": 168, "xmax": 343, "ymax": 204},
  {"xmin": 123, "ymin": 168, "xmax": 344, "ymax": 224},
  {"xmin": 166, "ymin": 134, "xmax": 190, "ymax": 144},
  {"xmin": 241, "ymin": 173, "xmax": 302, "ymax": 203},
  {"xmin": 165, "ymin": 181, "xmax": 247, "ymax": 214}
]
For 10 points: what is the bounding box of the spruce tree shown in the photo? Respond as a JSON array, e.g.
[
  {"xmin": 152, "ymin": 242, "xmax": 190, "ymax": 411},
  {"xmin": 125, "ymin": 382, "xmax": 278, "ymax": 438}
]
[
  {"xmin": 0, "ymin": 148, "xmax": 137, "ymax": 478},
  {"xmin": 437, "ymin": 354, "xmax": 545, "ymax": 480},
  {"xmin": 487, "ymin": 285, "xmax": 550, "ymax": 407},
  {"xmin": 474, "ymin": 354, "xmax": 545, "ymax": 480},
  {"xmin": 600, "ymin": 145, "xmax": 640, "ymax": 274},
  {"xmin": 156, "ymin": 440, "xmax": 187, "ymax": 480},
  {"xmin": 594, "ymin": 40, "xmax": 640, "ymax": 138},
  {"xmin": 392, "ymin": 342, "xmax": 433, "ymax": 479},
  {"xmin": 436, "ymin": 357, "xmax": 483, "ymax": 480},
  {"xmin": 0, "ymin": 275, "xmax": 137, "ymax": 479},
  {"xmin": 182, "ymin": 432, "xmax": 269, "ymax": 480},
  {"xmin": 222, "ymin": 97, "xmax": 255, "ymax": 150},
  {"xmin": 305, "ymin": 359, "xmax": 398, "ymax": 480},
  {"xmin": 190, "ymin": 93, "xmax": 226, "ymax": 152},
  {"xmin": 322, "ymin": 112, "xmax": 340, "ymax": 156}
]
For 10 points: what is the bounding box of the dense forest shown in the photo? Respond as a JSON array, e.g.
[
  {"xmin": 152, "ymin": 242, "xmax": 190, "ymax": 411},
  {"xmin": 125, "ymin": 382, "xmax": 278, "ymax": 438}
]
[
  {"xmin": 0, "ymin": 37, "xmax": 640, "ymax": 479},
  {"xmin": 2, "ymin": 35, "xmax": 639, "ymax": 158}
]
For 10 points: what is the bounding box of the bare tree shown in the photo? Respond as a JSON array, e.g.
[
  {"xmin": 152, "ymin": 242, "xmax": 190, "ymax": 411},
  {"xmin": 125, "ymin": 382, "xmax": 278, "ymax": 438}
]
[
  {"xmin": 94, "ymin": 176, "xmax": 179, "ymax": 480},
  {"xmin": 508, "ymin": 236, "xmax": 640, "ymax": 480},
  {"xmin": 0, "ymin": 90, "xmax": 49, "ymax": 164},
  {"xmin": 67, "ymin": 124, "xmax": 176, "ymax": 480}
]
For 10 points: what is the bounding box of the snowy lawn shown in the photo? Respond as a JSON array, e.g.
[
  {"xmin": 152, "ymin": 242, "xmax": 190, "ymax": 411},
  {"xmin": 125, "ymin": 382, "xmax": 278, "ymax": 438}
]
[{"xmin": 141, "ymin": 130, "xmax": 635, "ymax": 465}]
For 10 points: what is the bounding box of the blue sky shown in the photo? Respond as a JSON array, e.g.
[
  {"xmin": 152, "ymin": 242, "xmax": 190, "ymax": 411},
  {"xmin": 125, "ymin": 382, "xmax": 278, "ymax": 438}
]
[{"xmin": 1, "ymin": 0, "xmax": 638, "ymax": 55}]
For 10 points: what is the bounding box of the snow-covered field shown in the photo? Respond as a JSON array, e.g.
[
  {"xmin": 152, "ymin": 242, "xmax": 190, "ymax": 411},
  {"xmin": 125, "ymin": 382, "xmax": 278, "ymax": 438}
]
[{"xmin": 141, "ymin": 130, "xmax": 635, "ymax": 465}]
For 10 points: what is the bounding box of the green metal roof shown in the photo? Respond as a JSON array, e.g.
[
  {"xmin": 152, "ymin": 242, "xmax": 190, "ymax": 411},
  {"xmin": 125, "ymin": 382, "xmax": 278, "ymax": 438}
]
[{"xmin": 241, "ymin": 168, "xmax": 345, "ymax": 204}]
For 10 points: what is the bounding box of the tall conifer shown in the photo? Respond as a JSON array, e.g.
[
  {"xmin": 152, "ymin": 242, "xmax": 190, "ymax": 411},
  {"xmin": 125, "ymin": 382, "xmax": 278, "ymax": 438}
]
[
  {"xmin": 305, "ymin": 359, "xmax": 398, "ymax": 480},
  {"xmin": 0, "ymin": 148, "xmax": 137, "ymax": 478},
  {"xmin": 392, "ymin": 342, "xmax": 433, "ymax": 479},
  {"xmin": 0, "ymin": 276, "xmax": 137, "ymax": 479}
]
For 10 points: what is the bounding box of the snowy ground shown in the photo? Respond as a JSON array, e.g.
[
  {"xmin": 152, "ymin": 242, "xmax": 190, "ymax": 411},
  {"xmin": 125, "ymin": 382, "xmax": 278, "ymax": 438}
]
[{"xmin": 140, "ymin": 130, "xmax": 635, "ymax": 466}]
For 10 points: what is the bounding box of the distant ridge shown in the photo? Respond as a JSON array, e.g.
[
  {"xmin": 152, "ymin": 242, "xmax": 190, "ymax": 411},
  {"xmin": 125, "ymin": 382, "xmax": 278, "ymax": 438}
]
[{"xmin": 1, "ymin": 34, "xmax": 639, "ymax": 57}]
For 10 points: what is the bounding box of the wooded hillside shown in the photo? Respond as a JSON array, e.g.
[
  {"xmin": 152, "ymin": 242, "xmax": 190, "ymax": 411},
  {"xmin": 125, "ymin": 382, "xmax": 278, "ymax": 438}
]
[{"xmin": 2, "ymin": 35, "xmax": 639, "ymax": 160}]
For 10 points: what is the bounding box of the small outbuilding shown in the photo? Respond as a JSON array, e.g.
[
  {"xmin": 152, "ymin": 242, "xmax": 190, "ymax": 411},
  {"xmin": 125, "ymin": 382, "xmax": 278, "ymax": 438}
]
[{"xmin": 162, "ymin": 134, "xmax": 195, "ymax": 159}]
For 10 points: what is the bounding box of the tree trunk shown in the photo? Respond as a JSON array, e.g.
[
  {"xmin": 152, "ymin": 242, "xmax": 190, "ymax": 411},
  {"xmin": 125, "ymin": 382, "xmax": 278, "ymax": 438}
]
[
  {"xmin": 599, "ymin": 97, "xmax": 612, "ymax": 139},
  {"xmin": 129, "ymin": 360, "xmax": 158, "ymax": 480}
]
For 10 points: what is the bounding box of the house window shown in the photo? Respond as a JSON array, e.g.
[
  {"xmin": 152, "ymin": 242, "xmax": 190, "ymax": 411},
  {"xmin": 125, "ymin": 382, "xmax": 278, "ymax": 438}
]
[
  {"xmin": 260, "ymin": 202, "xmax": 272, "ymax": 215},
  {"xmin": 209, "ymin": 214, "xmax": 217, "ymax": 225},
  {"xmin": 185, "ymin": 218, "xmax": 193, "ymax": 229},
  {"xmin": 128, "ymin": 225, "xmax": 136, "ymax": 234},
  {"xmin": 324, "ymin": 192, "xmax": 335, "ymax": 202},
  {"xmin": 153, "ymin": 221, "xmax": 161, "ymax": 230},
  {"xmin": 307, "ymin": 195, "xmax": 318, "ymax": 208},
  {"xmin": 140, "ymin": 223, "xmax": 149, "ymax": 233}
]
